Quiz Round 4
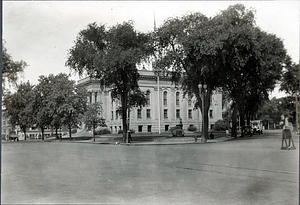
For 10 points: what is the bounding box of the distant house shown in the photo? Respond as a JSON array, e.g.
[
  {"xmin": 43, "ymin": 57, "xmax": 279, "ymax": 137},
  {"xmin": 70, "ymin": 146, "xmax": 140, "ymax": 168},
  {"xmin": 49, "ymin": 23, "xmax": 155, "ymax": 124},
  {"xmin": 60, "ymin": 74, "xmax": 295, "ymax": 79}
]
[
  {"xmin": 1, "ymin": 109, "xmax": 65, "ymax": 140},
  {"xmin": 1, "ymin": 110, "xmax": 14, "ymax": 140},
  {"xmin": 77, "ymin": 69, "xmax": 222, "ymax": 133}
]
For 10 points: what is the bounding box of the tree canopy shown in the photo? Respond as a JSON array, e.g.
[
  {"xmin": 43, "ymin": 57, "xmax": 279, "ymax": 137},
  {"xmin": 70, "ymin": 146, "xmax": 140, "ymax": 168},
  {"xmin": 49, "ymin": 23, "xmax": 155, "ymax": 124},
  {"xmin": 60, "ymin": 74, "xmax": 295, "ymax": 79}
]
[
  {"xmin": 280, "ymin": 59, "xmax": 299, "ymax": 96},
  {"xmin": 66, "ymin": 21, "xmax": 153, "ymax": 141},
  {"xmin": 153, "ymin": 4, "xmax": 288, "ymax": 138},
  {"xmin": 84, "ymin": 103, "xmax": 106, "ymax": 141},
  {"xmin": 153, "ymin": 12, "xmax": 224, "ymax": 140},
  {"xmin": 32, "ymin": 73, "xmax": 87, "ymax": 140},
  {"xmin": 2, "ymin": 43, "xmax": 27, "ymax": 92},
  {"xmin": 210, "ymin": 4, "xmax": 287, "ymax": 136},
  {"xmin": 3, "ymin": 82, "xmax": 35, "ymax": 140}
]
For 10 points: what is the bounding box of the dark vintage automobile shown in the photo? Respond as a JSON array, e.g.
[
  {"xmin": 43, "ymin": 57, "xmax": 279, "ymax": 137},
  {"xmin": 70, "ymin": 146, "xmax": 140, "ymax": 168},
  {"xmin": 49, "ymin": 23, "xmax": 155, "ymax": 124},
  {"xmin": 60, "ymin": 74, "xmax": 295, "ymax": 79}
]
[
  {"xmin": 243, "ymin": 126, "xmax": 253, "ymax": 137},
  {"xmin": 8, "ymin": 134, "xmax": 19, "ymax": 141},
  {"xmin": 171, "ymin": 126, "xmax": 185, "ymax": 137}
]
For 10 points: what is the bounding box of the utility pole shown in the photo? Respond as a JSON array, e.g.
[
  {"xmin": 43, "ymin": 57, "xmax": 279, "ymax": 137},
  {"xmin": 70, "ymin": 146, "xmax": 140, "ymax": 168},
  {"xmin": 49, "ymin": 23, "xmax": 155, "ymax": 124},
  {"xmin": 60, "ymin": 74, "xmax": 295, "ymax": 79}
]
[
  {"xmin": 296, "ymin": 94, "xmax": 299, "ymax": 133},
  {"xmin": 157, "ymin": 73, "xmax": 161, "ymax": 135}
]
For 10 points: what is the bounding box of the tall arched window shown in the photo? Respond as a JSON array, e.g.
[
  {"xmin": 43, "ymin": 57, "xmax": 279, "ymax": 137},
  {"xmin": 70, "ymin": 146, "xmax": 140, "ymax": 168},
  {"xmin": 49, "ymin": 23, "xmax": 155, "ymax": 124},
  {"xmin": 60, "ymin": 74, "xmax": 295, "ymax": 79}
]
[
  {"xmin": 176, "ymin": 92, "xmax": 180, "ymax": 106},
  {"xmin": 163, "ymin": 91, "xmax": 167, "ymax": 106},
  {"xmin": 89, "ymin": 92, "xmax": 92, "ymax": 103},
  {"xmin": 188, "ymin": 94, "xmax": 192, "ymax": 107},
  {"xmin": 146, "ymin": 90, "xmax": 150, "ymax": 105}
]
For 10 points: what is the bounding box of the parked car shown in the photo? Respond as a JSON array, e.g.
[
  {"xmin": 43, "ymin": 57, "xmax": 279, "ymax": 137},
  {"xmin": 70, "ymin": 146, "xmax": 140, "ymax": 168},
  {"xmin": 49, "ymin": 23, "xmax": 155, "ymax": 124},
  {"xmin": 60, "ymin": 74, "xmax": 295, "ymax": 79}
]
[
  {"xmin": 243, "ymin": 126, "xmax": 253, "ymax": 137},
  {"xmin": 8, "ymin": 134, "xmax": 19, "ymax": 141},
  {"xmin": 252, "ymin": 126, "xmax": 262, "ymax": 135},
  {"xmin": 251, "ymin": 120, "xmax": 263, "ymax": 135},
  {"xmin": 171, "ymin": 127, "xmax": 185, "ymax": 137}
]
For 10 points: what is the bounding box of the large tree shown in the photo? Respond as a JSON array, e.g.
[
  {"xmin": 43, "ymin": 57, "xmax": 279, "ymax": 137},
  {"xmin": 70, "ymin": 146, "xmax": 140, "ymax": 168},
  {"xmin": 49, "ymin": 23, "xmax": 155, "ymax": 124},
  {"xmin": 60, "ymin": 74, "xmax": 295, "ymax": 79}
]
[
  {"xmin": 3, "ymin": 82, "xmax": 35, "ymax": 140},
  {"xmin": 33, "ymin": 75, "xmax": 56, "ymax": 140},
  {"xmin": 212, "ymin": 4, "xmax": 287, "ymax": 137},
  {"xmin": 84, "ymin": 103, "xmax": 106, "ymax": 142},
  {"xmin": 33, "ymin": 73, "xmax": 88, "ymax": 140},
  {"xmin": 153, "ymin": 12, "xmax": 223, "ymax": 141},
  {"xmin": 2, "ymin": 43, "xmax": 27, "ymax": 92},
  {"xmin": 60, "ymin": 84, "xmax": 88, "ymax": 140},
  {"xmin": 257, "ymin": 97, "xmax": 283, "ymax": 129},
  {"xmin": 154, "ymin": 4, "xmax": 287, "ymax": 139},
  {"xmin": 280, "ymin": 59, "xmax": 299, "ymax": 131},
  {"xmin": 66, "ymin": 21, "xmax": 152, "ymax": 141}
]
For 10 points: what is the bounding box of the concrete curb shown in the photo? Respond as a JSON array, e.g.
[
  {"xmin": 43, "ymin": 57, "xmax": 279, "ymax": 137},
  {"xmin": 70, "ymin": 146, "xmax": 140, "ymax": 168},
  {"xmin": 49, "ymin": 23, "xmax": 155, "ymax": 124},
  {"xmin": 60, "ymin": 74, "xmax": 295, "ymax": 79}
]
[
  {"xmin": 68, "ymin": 136, "xmax": 235, "ymax": 146},
  {"xmin": 122, "ymin": 137, "xmax": 235, "ymax": 146},
  {"xmin": 2, "ymin": 136, "xmax": 237, "ymax": 146}
]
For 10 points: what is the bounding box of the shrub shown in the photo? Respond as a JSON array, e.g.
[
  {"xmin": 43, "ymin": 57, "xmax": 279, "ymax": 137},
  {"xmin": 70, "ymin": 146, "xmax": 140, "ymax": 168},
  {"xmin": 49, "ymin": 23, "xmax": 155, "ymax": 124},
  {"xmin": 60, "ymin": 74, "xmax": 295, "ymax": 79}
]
[
  {"xmin": 213, "ymin": 119, "xmax": 227, "ymax": 131},
  {"xmin": 187, "ymin": 125, "xmax": 197, "ymax": 132}
]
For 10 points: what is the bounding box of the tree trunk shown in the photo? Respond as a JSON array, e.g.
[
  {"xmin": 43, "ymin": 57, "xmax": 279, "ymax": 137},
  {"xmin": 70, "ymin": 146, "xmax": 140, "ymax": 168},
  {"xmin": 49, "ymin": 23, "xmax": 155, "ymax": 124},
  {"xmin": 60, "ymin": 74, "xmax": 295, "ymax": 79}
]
[
  {"xmin": 203, "ymin": 89, "xmax": 212, "ymax": 140},
  {"xmin": 93, "ymin": 125, "xmax": 95, "ymax": 142},
  {"xmin": 121, "ymin": 90, "xmax": 128, "ymax": 142},
  {"xmin": 231, "ymin": 102, "xmax": 237, "ymax": 138},
  {"xmin": 246, "ymin": 111, "xmax": 251, "ymax": 126},
  {"xmin": 55, "ymin": 127, "xmax": 59, "ymax": 139},
  {"xmin": 240, "ymin": 107, "xmax": 245, "ymax": 136},
  {"xmin": 69, "ymin": 124, "xmax": 72, "ymax": 140},
  {"xmin": 41, "ymin": 127, "xmax": 45, "ymax": 140},
  {"xmin": 24, "ymin": 130, "xmax": 27, "ymax": 140}
]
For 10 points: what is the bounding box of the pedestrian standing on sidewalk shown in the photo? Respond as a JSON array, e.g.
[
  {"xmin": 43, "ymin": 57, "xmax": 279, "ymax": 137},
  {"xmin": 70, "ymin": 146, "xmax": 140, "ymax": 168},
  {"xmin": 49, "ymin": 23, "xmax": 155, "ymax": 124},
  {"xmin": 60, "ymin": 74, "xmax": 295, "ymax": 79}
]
[
  {"xmin": 226, "ymin": 129, "xmax": 229, "ymax": 137},
  {"xmin": 210, "ymin": 132, "xmax": 214, "ymax": 139},
  {"xmin": 128, "ymin": 130, "xmax": 132, "ymax": 143}
]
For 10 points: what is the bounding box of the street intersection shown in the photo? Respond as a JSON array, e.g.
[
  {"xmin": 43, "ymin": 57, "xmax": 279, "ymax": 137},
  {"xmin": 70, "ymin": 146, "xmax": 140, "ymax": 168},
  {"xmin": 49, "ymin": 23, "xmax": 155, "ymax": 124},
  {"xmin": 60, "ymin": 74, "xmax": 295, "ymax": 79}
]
[{"xmin": 1, "ymin": 130, "xmax": 298, "ymax": 204}]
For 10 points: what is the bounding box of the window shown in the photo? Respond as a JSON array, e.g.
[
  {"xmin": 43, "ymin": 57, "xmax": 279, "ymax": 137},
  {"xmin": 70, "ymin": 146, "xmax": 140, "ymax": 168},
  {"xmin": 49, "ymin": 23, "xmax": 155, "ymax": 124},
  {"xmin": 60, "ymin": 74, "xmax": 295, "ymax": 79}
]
[
  {"xmin": 188, "ymin": 109, "xmax": 192, "ymax": 119},
  {"xmin": 188, "ymin": 95, "xmax": 192, "ymax": 107},
  {"xmin": 164, "ymin": 109, "xmax": 168, "ymax": 119},
  {"xmin": 111, "ymin": 111, "xmax": 113, "ymax": 120},
  {"xmin": 137, "ymin": 109, "xmax": 142, "ymax": 119},
  {"xmin": 95, "ymin": 92, "xmax": 97, "ymax": 103},
  {"xmin": 163, "ymin": 91, "xmax": 168, "ymax": 106},
  {"xmin": 146, "ymin": 91, "xmax": 150, "ymax": 106},
  {"xmin": 176, "ymin": 109, "xmax": 180, "ymax": 119},
  {"xmin": 210, "ymin": 110, "xmax": 213, "ymax": 118},
  {"xmin": 147, "ymin": 109, "xmax": 151, "ymax": 118},
  {"xmin": 138, "ymin": 125, "xmax": 143, "ymax": 132},
  {"xmin": 176, "ymin": 92, "xmax": 180, "ymax": 106},
  {"xmin": 116, "ymin": 112, "xmax": 118, "ymax": 120},
  {"xmin": 148, "ymin": 125, "xmax": 152, "ymax": 132},
  {"xmin": 165, "ymin": 125, "xmax": 169, "ymax": 131},
  {"xmin": 89, "ymin": 92, "xmax": 92, "ymax": 103}
]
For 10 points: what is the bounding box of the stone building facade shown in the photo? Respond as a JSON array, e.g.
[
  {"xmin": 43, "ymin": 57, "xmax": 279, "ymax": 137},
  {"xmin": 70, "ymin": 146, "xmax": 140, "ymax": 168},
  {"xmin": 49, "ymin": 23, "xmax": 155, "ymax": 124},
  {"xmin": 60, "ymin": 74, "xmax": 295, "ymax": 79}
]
[{"xmin": 77, "ymin": 69, "xmax": 222, "ymax": 133}]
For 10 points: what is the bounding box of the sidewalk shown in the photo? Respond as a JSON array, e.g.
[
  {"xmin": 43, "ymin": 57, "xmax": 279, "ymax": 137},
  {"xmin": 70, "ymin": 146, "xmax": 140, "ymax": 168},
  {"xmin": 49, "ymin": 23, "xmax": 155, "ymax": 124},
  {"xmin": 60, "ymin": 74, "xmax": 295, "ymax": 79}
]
[
  {"xmin": 3, "ymin": 132, "xmax": 235, "ymax": 145},
  {"xmin": 124, "ymin": 136, "xmax": 234, "ymax": 146},
  {"xmin": 72, "ymin": 135, "xmax": 235, "ymax": 146}
]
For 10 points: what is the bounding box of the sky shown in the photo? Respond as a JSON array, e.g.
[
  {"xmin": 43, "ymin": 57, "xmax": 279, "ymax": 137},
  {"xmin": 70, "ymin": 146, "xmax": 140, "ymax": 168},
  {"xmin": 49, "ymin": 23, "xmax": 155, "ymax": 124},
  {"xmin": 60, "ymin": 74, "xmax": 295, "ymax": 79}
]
[{"xmin": 3, "ymin": 1, "xmax": 299, "ymax": 98}]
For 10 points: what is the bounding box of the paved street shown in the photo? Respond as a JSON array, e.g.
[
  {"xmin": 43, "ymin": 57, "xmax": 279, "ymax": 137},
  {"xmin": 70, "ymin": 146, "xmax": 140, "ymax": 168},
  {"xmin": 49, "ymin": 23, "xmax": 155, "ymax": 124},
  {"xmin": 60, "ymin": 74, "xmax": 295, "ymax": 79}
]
[{"xmin": 1, "ymin": 130, "xmax": 299, "ymax": 204}]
